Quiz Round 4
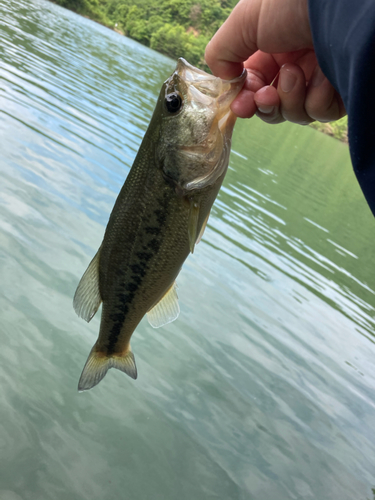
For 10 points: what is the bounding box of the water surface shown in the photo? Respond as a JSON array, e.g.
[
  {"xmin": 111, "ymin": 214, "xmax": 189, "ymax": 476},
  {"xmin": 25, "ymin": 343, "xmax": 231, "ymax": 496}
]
[{"xmin": 1, "ymin": 1, "xmax": 375, "ymax": 499}]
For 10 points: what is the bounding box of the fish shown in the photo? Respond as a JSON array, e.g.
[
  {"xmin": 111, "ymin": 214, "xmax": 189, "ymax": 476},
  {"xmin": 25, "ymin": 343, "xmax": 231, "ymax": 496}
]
[{"xmin": 73, "ymin": 58, "xmax": 246, "ymax": 391}]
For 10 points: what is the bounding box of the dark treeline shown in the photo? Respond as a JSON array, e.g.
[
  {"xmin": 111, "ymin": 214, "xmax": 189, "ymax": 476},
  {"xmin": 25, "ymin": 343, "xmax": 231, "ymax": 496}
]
[{"xmin": 54, "ymin": 0, "xmax": 238, "ymax": 68}]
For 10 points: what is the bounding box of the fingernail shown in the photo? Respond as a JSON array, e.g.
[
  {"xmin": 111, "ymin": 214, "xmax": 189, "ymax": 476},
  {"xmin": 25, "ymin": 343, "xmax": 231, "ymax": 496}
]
[
  {"xmin": 257, "ymin": 104, "xmax": 275, "ymax": 114},
  {"xmin": 311, "ymin": 66, "xmax": 325, "ymax": 87},
  {"xmin": 280, "ymin": 67, "xmax": 297, "ymax": 93}
]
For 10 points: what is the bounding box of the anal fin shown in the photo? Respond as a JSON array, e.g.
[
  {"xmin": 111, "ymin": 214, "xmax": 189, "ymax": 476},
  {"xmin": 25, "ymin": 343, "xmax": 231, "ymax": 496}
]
[{"xmin": 147, "ymin": 282, "xmax": 180, "ymax": 328}]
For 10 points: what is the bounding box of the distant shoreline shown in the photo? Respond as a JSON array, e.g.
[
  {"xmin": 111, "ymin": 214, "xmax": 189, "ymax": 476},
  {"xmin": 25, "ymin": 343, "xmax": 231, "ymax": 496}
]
[
  {"xmin": 48, "ymin": 0, "xmax": 348, "ymax": 144},
  {"xmin": 310, "ymin": 118, "xmax": 348, "ymax": 143}
]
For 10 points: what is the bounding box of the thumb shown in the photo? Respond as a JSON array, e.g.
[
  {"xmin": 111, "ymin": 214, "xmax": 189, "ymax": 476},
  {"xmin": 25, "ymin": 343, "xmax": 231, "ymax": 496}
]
[
  {"xmin": 205, "ymin": 0, "xmax": 312, "ymax": 80},
  {"xmin": 205, "ymin": 0, "xmax": 260, "ymax": 80}
]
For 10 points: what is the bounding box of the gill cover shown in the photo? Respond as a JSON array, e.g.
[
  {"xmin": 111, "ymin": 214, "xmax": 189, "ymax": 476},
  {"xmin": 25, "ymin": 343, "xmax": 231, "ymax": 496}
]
[{"xmin": 159, "ymin": 58, "xmax": 246, "ymax": 193}]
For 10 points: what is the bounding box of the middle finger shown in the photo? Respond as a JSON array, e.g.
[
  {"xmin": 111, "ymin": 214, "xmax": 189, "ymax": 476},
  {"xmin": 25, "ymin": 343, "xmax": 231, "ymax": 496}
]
[{"xmin": 278, "ymin": 63, "xmax": 313, "ymax": 124}]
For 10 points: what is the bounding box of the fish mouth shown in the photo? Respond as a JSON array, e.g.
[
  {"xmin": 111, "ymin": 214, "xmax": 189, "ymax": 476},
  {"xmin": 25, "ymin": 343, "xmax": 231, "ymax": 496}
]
[
  {"xmin": 176, "ymin": 58, "xmax": 246, "ymax": 138},
  {"xmin": 173, "ymin": 58, "xmax": 246, "ymax": 133},
  {"xmin": 174, "ymin": 59, "xmax": 246, "ymax": 191},
  {"xmin": 176, "ymin": 58, "xmax": 246, "ymax": 104}
]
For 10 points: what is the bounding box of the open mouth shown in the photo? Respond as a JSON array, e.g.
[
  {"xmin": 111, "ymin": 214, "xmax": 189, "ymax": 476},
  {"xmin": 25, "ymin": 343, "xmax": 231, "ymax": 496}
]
[
  {"xmin": 168, "ymin": 59, "xmax": 246, "ymax": 193},
  {"xmin": 176, "ymin": 58, "xmax": 246, "ymax": 103},
  {"xmin": 176, "ymin": 58, "xmax": 246, "ymax": 135}
]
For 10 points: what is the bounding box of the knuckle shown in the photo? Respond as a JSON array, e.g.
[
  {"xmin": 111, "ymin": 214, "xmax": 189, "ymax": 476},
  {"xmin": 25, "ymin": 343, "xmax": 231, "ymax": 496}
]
[
  {"xmin": 305, "ymin": 92, "xmax": 341, "ymax": 122},
  {"xmin": 280, "ymin": 106, "xmax": 311, "ymax": 125},
  {"xmin": 256, "ymin": 108, "xmax": 285, "ymax": 124}
]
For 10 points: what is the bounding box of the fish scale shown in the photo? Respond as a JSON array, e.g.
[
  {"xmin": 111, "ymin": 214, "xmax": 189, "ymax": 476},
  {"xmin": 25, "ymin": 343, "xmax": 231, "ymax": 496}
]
[
  {"xmin": 73, "ymin": 58, "xmax": 246, "ymax": 391},
  {"xmin": 99, "ymin": 181, "xmax": 191, "ymax": 355}
]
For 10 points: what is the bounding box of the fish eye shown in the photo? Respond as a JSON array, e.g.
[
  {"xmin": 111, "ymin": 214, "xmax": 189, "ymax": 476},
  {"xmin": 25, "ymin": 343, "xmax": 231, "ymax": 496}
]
[{"xmin": 165, "ymin": 92, "xmax": 182, "ymax": 114}]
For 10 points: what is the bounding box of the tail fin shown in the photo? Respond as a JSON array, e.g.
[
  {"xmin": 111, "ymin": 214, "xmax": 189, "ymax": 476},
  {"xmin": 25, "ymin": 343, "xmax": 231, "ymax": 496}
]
[{"xmin": 78, "ymin": 346, "xmax": 137, "ymax": 392}]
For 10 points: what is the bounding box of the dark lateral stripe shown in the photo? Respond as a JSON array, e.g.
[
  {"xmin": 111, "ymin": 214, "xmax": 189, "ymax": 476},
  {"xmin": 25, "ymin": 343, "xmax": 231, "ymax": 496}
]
[
  {"xmin": 107, "ymin": 305, "xmax": 128, "ymax": 353},
  {"xmin": 136, "ymin": 251, "xmax": 153, "ymax": 261},
  {"xmin": 106, "ymin": 247, "xmax": 157, "ymax": 353},
  {"xmin": 147, "ymin": 238, "xmax": 160, "ymax": 252},
  {"xmin": 145, "ymin": 226, "xmax": 160, "ymax": 235},
  {"xmin": 105, "ymin": 194, "xmax": 170, "ymax": 354}
]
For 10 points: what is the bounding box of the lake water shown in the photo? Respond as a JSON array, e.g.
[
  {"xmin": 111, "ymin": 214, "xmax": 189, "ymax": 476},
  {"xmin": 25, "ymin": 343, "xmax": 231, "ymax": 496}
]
[{"xmin": 1, "ymin": 1, "xmax": 375, "ymax": 499}]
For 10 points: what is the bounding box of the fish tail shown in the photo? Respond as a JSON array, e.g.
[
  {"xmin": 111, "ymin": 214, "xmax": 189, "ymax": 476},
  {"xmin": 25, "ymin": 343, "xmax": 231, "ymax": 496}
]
[{"xmin": 78, "ymin": 345, "xmax": 137, "ymax": 392}]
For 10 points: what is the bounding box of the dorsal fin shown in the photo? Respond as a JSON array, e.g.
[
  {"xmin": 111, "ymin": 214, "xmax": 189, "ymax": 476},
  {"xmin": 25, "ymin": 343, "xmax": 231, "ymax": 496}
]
[
  {"xmin": 73, "ymin": 246, "xmax": 102, "ymax": 322},
  {"xmin": 146, "ymin": 282, "xmax": 180, "ymax": 328}
]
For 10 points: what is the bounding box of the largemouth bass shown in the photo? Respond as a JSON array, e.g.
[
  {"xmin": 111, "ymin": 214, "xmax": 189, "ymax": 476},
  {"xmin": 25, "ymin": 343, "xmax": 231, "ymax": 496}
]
[{"xmin": 74, "ymin": 58, "xmax": 245, "ymax": 391}]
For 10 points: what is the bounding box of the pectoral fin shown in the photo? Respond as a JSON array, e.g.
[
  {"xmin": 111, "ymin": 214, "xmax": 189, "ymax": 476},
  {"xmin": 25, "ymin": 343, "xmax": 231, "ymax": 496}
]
[
  {"xmin": 196, "ymin": 211, "xmax": 210, "ymax": 245},
  {"xmin": 188, "ymin": 200, "xmax": 200, "ymax": 254},
  {"xmin": 147, "ymin": 282, "xmax": 180, "ymax": 328},
  {"xmin": 73, "ymin": 246, "xmax": 102, "ymax": 322},
  {"xmin": 188, "ymin": 201, "xmax": 210, "ymax": 252}
]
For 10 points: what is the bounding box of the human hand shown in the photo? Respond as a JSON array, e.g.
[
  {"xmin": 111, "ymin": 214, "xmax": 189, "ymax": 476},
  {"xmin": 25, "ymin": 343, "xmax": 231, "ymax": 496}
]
[{"xmin": 205, "ymin": 0, "xmax": 346, "ymax": 125}]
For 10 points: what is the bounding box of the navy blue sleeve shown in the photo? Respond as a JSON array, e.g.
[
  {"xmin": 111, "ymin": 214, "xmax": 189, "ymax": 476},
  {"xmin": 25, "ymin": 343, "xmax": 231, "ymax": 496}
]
[{"xmin": 308, "ymin": 0, "xmax": 375, "ymax": 216}]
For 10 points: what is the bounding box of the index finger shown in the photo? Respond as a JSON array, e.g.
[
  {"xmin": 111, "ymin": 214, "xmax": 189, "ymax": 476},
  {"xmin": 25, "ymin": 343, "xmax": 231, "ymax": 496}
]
[{"xmin": 205, "ymin": 0, "xmax": 259, "ymax": 80}]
